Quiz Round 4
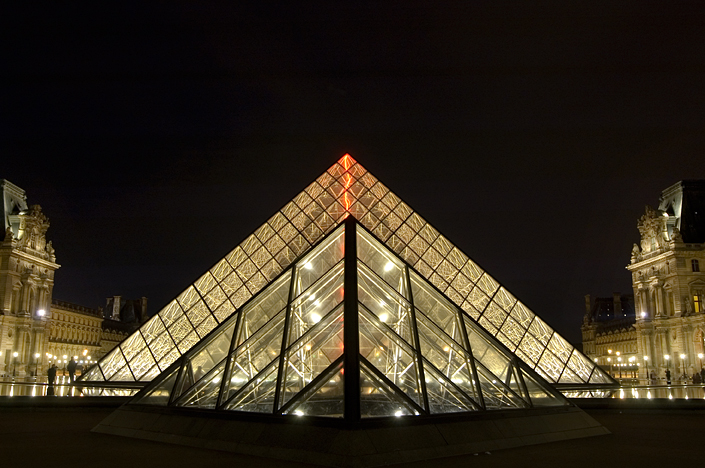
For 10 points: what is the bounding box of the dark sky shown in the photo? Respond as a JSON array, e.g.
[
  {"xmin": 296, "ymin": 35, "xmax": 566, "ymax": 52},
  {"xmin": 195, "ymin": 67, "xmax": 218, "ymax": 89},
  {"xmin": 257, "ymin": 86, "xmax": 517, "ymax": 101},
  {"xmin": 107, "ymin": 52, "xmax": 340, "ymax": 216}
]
[{"xmin": 3, "ymin": 2, "xmax": 704, "ymax": 344}]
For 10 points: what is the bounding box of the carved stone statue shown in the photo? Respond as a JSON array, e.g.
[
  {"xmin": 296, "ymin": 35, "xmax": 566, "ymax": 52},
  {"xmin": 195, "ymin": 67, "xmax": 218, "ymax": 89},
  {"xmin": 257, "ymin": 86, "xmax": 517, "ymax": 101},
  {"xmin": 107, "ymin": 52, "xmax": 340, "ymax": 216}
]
[
  {"xmin": 4, "ymin": 227, "xmax": 13, "ymax": 241},
  {"xmin": 671, "ymin": 226, "xmax": 683, "ymax": 243}
]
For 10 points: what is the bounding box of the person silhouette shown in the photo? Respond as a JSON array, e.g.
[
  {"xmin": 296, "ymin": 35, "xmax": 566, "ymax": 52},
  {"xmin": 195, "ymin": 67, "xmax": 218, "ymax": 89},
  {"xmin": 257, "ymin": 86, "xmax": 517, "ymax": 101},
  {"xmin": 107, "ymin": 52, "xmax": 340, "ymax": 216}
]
[{"xmin": 67, "ymin": 358, "xmax": 77, "ymax": 383}]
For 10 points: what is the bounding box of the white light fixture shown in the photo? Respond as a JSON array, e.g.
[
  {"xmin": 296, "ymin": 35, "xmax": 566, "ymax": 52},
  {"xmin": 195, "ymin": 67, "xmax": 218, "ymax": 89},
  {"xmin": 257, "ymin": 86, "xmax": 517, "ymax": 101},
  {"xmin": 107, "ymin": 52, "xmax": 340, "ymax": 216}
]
[
  {"xmin": 310, "ymin": 313, "xmax": 321, "ymax": 324},
  {"xmin": 379, "ymin": 313, "xmax": 388, "ymax": 322},
  {"xmin": 303, "ymin": 262, "xmax": 313, "ymax": 270},
  {"xmin": 13, "ymin": 352, "xmax": 18, "ymax": 357},
  {"xmin": 37, "ymin": 309, "xmax": 45, "ymax": 316},
  {"xmin": 384, "ymin": 262, "xmax": 394, "ymax": 272},
  {"xmin": 394, "ymin": 410, "xmax": 403, "ymax": 417}
]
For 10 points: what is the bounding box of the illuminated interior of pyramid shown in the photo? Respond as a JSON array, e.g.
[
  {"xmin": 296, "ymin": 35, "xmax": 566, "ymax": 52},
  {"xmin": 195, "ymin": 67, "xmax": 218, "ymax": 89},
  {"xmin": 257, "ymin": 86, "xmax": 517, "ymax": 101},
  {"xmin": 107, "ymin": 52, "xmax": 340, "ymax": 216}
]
[
  {"xmin": 81, "ymin": 154, "xmax": 614, "ymax": 389},
  {"xmin": 130, "ymin": 218, "xmax": 568, "ymax": 418}
]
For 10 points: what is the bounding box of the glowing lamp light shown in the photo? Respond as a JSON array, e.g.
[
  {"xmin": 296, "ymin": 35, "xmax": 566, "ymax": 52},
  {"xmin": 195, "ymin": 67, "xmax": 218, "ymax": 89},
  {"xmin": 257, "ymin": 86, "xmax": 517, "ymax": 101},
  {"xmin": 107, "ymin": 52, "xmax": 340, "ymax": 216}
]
[
  {"xmin": 379, "ymin": 313, "xmax": 388, "ymax": 322},
  {"xmin": 310, "ymin": 313, "xmax": 321, "ymax": 324},
  {"xmin": 294, "ymin": 410, "xmax": 304, "ymax": 416},
  {"xmin": 37, "ymin": 309, "xmax": 45, "ymax": 316},
  {"xmin": 384, "ymin": 262, "xmax": 394, "ymax": 272},
  {"xmin": 34, "ymin": 353, "xmax": 40, "ymax": 359},
  {"xmin": 443, "ymin": 346, "xmax": 450, "ymax": 352},
  {"xmin": 394, "ymin": 410, "xmax": 403, "ymax": 417},
  {"xmin": 640, "ymin": 312, "xmax": 646, "ymax": 318},
  {"xmin": 680, "ymin": 354, "xmax": 686, "ymax": 359},
  {"xmin": 13, "ymin": 352, "xmax": 18, "ymax": 357},
  {"xmin": 305, "ymin": 344, "xmax": 312, "ymax": 351},
  {"xmin": 303, "ymin": 262, "xmax": 313, "ymax": 270}
]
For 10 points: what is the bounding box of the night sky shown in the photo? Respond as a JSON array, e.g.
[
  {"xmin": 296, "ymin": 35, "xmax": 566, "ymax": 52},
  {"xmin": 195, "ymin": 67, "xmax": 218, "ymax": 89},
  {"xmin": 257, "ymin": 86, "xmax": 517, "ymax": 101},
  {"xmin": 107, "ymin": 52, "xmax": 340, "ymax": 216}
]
[{"xmin": 3, "ymin": 2, "xmax": 705, "ymax": 344}]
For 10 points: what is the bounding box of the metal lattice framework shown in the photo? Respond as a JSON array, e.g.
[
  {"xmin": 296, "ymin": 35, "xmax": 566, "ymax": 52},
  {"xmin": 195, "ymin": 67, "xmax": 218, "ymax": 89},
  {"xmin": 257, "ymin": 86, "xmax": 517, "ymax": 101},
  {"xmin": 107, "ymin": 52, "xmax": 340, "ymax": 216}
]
[
  {"xmin": 82, "ymin": 154, "xmax": 613, "ymax": 387},
  {"xmin": 131, "ymin": 218, "xmax": 568, "ymax": 417}
]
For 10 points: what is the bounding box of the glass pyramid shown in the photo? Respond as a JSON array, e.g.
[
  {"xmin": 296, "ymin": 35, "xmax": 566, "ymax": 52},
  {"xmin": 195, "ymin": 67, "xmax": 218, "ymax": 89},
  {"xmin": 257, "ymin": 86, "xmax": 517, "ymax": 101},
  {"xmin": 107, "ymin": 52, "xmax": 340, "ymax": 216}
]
[
  {"xmin": 128, "ymin": 219, "xmax": 569, "ymax": 419},
  {"xmin": 82, "ymin": 154, "xmax": 614, "ymax": 389}
]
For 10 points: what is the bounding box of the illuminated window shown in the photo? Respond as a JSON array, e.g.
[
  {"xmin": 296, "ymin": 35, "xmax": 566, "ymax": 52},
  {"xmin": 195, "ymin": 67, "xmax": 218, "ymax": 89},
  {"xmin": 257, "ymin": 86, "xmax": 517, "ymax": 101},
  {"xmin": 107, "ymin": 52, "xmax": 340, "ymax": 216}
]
[
  {"xmin": 693, "ymin": 259, "xmax": 700, "ymax": 272},
  {"xmin": 695, "ymin": 293, "xmax": 703, "ymax": 313}
]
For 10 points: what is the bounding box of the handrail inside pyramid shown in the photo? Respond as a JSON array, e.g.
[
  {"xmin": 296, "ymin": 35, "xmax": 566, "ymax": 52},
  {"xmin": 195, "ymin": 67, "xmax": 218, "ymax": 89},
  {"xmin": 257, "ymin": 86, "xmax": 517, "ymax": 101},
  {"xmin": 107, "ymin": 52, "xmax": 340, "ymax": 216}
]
[
  {"xmin": 82, "ymin": 154, "xmax": 614, "ymax": 388},
  {"xmin": 129, "ymin": 218, "xmax": 570, "ymax": 418}
]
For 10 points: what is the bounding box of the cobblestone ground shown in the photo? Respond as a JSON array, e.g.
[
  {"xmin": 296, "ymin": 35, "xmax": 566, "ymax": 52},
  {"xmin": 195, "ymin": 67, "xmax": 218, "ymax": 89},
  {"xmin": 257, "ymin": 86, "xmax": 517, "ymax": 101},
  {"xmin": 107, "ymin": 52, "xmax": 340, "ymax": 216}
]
[{"xmin": 0, "ymin": 408, "xmax": 702, "ymax": 467}]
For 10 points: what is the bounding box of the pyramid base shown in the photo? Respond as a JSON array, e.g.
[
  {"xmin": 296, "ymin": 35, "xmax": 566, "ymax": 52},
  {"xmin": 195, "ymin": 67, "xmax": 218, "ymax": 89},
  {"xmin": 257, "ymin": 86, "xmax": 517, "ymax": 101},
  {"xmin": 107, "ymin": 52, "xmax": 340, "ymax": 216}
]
[{"xmin": 93, "ymin": 405, "xmax": 608, "ymax": 467}]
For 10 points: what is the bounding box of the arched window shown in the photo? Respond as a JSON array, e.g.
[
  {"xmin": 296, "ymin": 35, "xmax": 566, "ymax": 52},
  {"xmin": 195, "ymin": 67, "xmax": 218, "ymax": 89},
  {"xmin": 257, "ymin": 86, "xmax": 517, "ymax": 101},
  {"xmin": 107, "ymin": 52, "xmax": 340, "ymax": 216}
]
[{"xmin": 693, "ymin": 259, "xmax": 700, "ymax": 272}]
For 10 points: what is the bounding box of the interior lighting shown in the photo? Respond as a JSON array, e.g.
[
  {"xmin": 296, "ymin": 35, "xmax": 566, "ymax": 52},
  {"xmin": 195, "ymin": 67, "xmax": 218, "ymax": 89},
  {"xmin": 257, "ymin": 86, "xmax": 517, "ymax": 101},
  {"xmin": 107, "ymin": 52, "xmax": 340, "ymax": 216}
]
[
  {"xmin": 443, "ymin": 346, "xmax": 450, "ymax": 352},
  {"xmin": 384, "ymin": 262, "xmax": 394, "ymax": 272},
  {"xmin": 304, "ymin": 262, "xmax": 313, "ymax": 270},
  {"xmin": 294, "ymin": 410, "xmax": 304, "ymax": 416},
  {"xmin": 310, "ymin": 313, "xmax": 321, "ymax": 324},
  {"xmin": 305, "ymin": 344, "xmax": 312, "ymax": 351},
  {"xmin": 379, "ymin": 313, "xmax": 388, "ymax": 322},
  {"xmin": 394, "ymin": 410, "xmax": 403, "ymax": 417},
  {"xmin": 37, "ymin": 309, "xmax": 45, "ymax": 316}
]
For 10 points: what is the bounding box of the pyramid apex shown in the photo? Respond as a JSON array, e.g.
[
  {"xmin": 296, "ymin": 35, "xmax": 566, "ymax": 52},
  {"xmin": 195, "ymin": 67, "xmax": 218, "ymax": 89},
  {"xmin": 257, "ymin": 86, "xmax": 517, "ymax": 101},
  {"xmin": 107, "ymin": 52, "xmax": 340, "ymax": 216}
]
[{"xmin": 338, "ymin": 153, "xmax": 357, "ymax": 170}]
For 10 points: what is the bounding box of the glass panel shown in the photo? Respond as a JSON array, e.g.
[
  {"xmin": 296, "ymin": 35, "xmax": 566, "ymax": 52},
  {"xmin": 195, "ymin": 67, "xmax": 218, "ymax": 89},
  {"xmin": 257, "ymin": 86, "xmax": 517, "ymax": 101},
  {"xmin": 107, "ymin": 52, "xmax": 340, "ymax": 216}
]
[
  {"xmin": 537, "ymin": 350, "xmax": 564, "ymax": 383},
  {"xmin": 410, "ymin": 271, "xmax": 462, "ymax": 342},
  {"xmin": 224, "ymin": 360, "xmax": 279, "ymax": 413},
  {"xmin": 357, "ymin": 226, "xmax": 406, "ymax": 296},
  {"xmin": 423, "ymin": 360, "xmax": 479, "ymax": 414},
  {"xmin": 558, "ymin": 365, "xmax": 584, "ymax": 384},
  {"xmin": 186, "ymin": 321, "xmax": 236, "ymax": 384},
  {"xmin": 474, "ymin": 362, "xmax": 526, "ymax": 409},
  {"xmin": 282, "ymin": 361, "xmax": 345, "ymax": 418},
  {"xmin": 175, "ymin": 362, "xmax": 226, "ymax": 409},
  {"xmin": 415, "ymin": 311, "xmax": 477, "ymax": 402},
  {"xmin": 464, "ymin": 318, "xmax": 512, "ymax": 383},
  {"xmin": 235, "ymin": 272, "xmax": 291, "ymax": 347},
  {"xmin": 80, "ymin": 365, "xmax": 103, "ymax": 381},
  {"xmin": 120, "ymin": 332, "xmax": 148, "ymax": 362},
  {"xmin": 140, "ymin": 316, "xmax": 167, "ymax": 345},
  {"xmin": 522, "ymin": 370, "xmax": 566, "ymax": 407},
  {"xmin": 279, "ymin": 305, "xmax": 344, "ymax": 409},
  {"xmin": 100, "ymin": 347, "xmax": 127, "ymax": 381},
  {"xmin": 288, "ymin": 262, "xmax": 344, "ymax": 346},
  {"xmin": 294, "ymin": 225, "xmax": 345, "ymax": 293},
  {"xmin": 567, "ymin": 350, "xmax": 594, "ymax": 382},
  {"xmin": 135, "ymin": 367, "xmax": 179, "ymax": 405},
  {"xmin": 224, "ymin": 310, "xmax": 285, "ymax": 402},
  {"xmin": 359, "ymin": 309, "xmax": 422, "ymax": 406},
  {"xmin": 357, "ymin": 264, "xmax": 414, "ymax": 345},
  {"xmin": 130, "ymin": 348, "xmax": 158, "ymax": 381},
  {"xmin": 589, "ymin": 366, "xmax": 614, "ymax": 384},
  {"xmin": 359, "ymin": 362, "xmax": 416, "ymax": 418}
]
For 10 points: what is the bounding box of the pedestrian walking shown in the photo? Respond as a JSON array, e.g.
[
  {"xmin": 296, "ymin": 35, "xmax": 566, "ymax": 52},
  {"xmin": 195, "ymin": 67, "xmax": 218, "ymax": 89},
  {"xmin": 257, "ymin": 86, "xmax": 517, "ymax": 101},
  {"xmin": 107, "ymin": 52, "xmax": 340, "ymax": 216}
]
[
  {"xmin": 67, "ymin": 358, "xmax": 77, "ymax": 383},
  {"xmin": 665, "ymin": 368, "xmax": 671, "ymax": 385}
]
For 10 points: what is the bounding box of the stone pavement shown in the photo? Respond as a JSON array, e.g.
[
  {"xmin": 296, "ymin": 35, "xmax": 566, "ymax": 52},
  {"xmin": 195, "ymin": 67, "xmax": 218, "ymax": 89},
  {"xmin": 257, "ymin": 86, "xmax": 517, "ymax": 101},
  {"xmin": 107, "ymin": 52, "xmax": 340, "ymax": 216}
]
[{"xmin": 0, "ymin": 405, "xmax": 702, "ymax": 467}]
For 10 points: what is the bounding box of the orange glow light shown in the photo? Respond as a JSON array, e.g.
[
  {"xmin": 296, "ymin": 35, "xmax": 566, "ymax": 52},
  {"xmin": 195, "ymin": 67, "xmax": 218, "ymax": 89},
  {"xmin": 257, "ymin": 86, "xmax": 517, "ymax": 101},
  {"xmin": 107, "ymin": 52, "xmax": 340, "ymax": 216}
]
[{"xmin": 339, "ymin": 153, "xmax": 355, "ymax": 170}]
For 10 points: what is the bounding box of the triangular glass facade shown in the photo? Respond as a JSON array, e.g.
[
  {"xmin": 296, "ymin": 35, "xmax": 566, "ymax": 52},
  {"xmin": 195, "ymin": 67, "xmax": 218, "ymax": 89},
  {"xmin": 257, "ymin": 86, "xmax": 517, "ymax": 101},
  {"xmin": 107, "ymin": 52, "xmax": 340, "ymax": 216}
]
[
  {"xmin": 84, "ymin": 155, "xmax": 614, "ymax": 388},
  {"xmin": 128, "ymin": 219, "xmax": 569, "ymax": 419}
]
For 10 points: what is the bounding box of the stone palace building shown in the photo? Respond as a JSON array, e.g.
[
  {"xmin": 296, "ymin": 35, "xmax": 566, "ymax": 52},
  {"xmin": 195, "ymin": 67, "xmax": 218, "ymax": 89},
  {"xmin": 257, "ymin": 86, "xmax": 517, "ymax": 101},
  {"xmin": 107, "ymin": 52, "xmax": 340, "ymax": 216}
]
[
  {"xmin": 582, "ymin": 180, "xmax": 705, "ymax": 381},
  {"xmin": 0, "ymin": 179, "xmax": 145, "ymax": 378}
]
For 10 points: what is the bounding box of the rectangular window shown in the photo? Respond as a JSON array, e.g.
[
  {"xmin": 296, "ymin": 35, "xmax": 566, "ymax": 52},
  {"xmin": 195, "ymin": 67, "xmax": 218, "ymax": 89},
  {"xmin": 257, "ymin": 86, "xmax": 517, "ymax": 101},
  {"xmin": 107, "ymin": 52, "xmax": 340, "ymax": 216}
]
[
  {"xmin": 693, "ymin": 259, "xmax": 700, "ymax": 272},
  {"xmin": 695, "ymin": 294, "xmax": 702, "ymax": 313}
]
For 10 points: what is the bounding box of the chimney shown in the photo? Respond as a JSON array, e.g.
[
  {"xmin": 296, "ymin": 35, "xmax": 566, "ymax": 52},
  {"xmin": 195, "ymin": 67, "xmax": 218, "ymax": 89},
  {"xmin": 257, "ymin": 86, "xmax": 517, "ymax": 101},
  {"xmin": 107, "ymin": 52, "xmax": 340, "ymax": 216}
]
[
  {"xmin": 613, "ymin": 293, "xmax": 623, "ymax": 319},
  {"xmin": 112, "ymin": 295, "xmax": 122, "ymax": 321},
  {"xmin": 140, "ymin": 297, "xmax": 148, "ymax": 323}
]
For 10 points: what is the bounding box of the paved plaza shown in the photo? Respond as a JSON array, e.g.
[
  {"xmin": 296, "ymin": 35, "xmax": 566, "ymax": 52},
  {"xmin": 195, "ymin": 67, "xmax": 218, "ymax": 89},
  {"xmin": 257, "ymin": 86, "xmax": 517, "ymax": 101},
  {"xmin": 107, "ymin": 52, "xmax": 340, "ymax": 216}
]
[{"xmin": 0, "ymin": 398, "xmax": 702, "ymax": 467}]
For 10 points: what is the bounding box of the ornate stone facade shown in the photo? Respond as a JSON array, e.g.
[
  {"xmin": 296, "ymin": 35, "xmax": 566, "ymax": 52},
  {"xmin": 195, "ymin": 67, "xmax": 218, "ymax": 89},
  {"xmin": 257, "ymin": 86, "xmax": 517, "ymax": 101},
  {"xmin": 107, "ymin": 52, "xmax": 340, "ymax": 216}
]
[
  {"xmin": 582, "ymin": 180, "xmax": 705, "ymax": 382},
  {"xmin": 0, "ymin": 179, "xmax": 144, "ymax": 378}
]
